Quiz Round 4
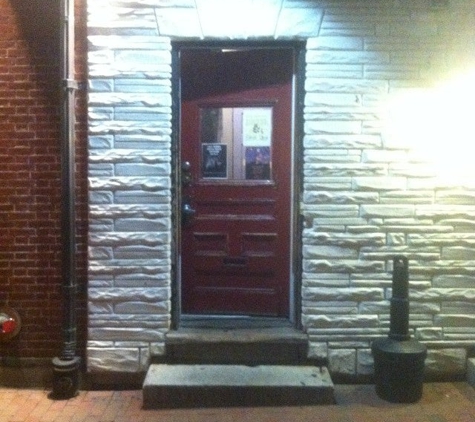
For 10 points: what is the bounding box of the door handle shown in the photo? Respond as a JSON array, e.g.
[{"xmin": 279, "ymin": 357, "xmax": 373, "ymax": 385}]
[{"xmin": 181, "ymin": 201, "xmax": 196, "ymax": 225}]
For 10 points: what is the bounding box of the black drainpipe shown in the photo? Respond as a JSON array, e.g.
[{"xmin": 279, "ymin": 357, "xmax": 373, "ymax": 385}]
[{"xmin": 51, "ymin": 0, "xmax": 80, "ymax": 400}]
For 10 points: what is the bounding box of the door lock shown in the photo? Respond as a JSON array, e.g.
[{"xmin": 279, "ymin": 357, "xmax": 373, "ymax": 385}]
[{"xmin": 181, "ymin": 161, "xmax": 192, "ymax": 187}]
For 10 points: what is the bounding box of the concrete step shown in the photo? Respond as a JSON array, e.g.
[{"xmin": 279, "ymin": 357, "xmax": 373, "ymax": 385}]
[
  {"xmin": 160, "ymin": 327, "xmax": 327, "ymax": 366},
  {"xmin": 143, "ymin": 364, "xmax": 335, "ymax": 409}
]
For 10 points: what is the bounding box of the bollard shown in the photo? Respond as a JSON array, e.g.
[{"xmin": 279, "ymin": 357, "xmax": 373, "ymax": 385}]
[
  {"xmin": 389, "ymin": 257, "xmax": 410, "ymax": 341},
  {"xmin": 371, "ymin": 256, "xmax": 427, "ymax": 403},
  {"xmin": 51, "ymin": 356, "xmax": 80, "ymax": 400}
]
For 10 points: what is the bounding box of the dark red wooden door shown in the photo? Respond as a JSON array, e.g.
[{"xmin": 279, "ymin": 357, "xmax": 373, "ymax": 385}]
[{"xmin": 180, "ymin": 48, "xmax": 293, "ymax": 317}]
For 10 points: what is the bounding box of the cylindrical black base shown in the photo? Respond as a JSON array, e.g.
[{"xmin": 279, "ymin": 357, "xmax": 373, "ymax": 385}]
[
  {"xmin": 372, "ymin": 338, "xmax": 427, "ymax": 403},
  {"xmin": 51, "ymin": 356, "xmax": 80, "ymax": 400}
]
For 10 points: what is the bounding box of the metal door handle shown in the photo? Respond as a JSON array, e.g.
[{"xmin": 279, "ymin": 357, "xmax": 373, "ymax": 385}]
[{"xmin": 181, "ymin": 202, "xmax": 196, "ymax": 225}]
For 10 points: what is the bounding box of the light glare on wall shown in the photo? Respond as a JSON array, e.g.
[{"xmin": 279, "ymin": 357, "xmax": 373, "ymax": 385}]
[{"xmin": 384, "ymin": 69, "xmax": 475, "ymax": 184}]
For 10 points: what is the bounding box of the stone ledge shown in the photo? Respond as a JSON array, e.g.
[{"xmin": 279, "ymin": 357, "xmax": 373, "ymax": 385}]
[{"xmin": 166, "ymin": 327, "xmax": 307, "ymax": 344}]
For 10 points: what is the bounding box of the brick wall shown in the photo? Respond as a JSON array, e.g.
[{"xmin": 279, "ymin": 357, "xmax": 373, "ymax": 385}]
[
  {"xmin": 74, "ymin": 0, "xmax": 89, "ymax": 362},
  {"xmin": 0, "ymin": 0, "xmax": 88, "ymax": 360}
]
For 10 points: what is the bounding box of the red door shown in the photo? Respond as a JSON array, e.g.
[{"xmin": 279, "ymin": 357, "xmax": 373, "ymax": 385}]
[{"xmin": 180, "ymin": 48, "xmax": 294, "ymax": 317}]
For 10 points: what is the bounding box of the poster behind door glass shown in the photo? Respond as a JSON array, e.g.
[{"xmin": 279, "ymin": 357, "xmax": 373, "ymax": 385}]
[
  {"xmin": 245, "ymin": 146, "xmax": 270, "ymax": 180},
  {"xmin": 202, "ymin": 143, "xmax": 227, "ymax": 178}
]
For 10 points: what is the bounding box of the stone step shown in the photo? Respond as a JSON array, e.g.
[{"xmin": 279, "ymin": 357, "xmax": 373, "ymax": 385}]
[
  {"xmin": 143, "ymin": 364, "xmax": 334, "ymax": 409},
  {"xmin": 159, "ymin": 327, "xmax": 327, "ymax": 366}
]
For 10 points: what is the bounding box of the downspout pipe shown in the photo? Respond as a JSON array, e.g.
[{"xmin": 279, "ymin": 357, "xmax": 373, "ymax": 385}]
[{"xmin": 51, "ymin": 0, "xmax": 80, "ymax": 400}]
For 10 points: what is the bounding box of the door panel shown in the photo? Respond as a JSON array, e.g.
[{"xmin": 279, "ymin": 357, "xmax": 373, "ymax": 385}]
[{"xmin": 180, "ymin": 48, "xmax": 294, "ymax": 317}]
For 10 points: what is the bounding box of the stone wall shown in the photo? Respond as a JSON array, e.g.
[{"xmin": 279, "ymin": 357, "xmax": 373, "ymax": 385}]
[{"xmin": 87, "ymin": 0, "xmax": 475, "ymax": 379}]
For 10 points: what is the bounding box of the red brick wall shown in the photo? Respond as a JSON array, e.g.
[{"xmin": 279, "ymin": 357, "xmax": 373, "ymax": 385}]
[
  {"xmin": 0, "ymin": 0, "xmax": 87, "ymax": 360},
  {"xmin": 75, "ymin": 0, "xmax": 88, "ymax": 362}
]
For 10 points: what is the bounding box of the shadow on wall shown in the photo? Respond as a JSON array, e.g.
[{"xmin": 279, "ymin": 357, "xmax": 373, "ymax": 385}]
[
  {"xmin": 11, "ymin": 0, "xmax": 60, "ymax": 98},
  {"xmin": 12, "ymin": 0, "xmax": 60, "ymax": 44}
]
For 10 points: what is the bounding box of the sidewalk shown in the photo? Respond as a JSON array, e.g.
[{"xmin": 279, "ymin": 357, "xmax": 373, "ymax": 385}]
[{"xmin": 1, "ymin": 382, "xmax": 474, "ymax": 422}]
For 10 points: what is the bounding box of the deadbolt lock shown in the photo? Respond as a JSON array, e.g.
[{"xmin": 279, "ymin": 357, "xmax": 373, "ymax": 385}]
[{"xmin": 181, "ymin": 161, "xmax": 192, "ymax": 187}]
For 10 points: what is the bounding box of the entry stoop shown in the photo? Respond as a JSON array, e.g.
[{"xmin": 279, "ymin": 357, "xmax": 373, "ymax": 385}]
[
  {"xmin": 143, "ymin": 364, "xmax": 334, "ymax": 408},
  {"xmin": 161, "ymin": 323, "xmax": 327, "ymax": 366}
]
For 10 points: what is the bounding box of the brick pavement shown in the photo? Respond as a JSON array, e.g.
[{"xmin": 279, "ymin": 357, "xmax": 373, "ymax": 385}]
[{"xmin": 1, "ymin": 383, "xmax": 474, "ymax": 422}]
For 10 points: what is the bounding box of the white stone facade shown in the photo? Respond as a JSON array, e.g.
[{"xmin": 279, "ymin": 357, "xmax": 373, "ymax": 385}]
[{"xmin": 87, "ymin": 0, "xmax": 475, "ymax": 379}]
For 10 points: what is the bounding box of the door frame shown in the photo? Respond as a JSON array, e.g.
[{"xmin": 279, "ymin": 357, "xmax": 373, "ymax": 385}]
[{"xmin": 170, "ymin": 40, "xmax": 306, "ymax": 329}]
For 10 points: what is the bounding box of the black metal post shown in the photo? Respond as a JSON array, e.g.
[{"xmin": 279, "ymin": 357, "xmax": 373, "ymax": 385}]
[
  {"xmin": 389, "ymin": 256, "xmax": 410, "ymax": 341},
  {"xmin": 51, "ymin": 0, "xmax": 80, "ymax": 400},
  {"xmin": 371, "ymin": 256, "xmax": 427, "ymax": 403}
]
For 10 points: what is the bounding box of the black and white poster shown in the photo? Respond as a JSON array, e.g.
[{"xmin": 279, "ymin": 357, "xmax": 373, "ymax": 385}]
[{"xmin": 201, "ymin": 143, "xmax": 227, "ymax": 178}]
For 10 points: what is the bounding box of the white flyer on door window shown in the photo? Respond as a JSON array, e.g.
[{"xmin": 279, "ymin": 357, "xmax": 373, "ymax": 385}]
[{"xmin": 242, "ymin": 108, "xmax": 272, "ymax": 146}]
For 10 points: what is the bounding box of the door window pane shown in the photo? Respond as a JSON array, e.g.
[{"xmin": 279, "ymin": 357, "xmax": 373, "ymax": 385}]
[{"xmin": 200, "ymin": 107, "xmax": 272, "ymax": 181}]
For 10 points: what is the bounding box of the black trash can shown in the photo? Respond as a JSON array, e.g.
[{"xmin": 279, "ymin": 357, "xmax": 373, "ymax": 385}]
[{"xmin": 372, "ymin": 337, "xmax": 427, "ymax": 403}]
